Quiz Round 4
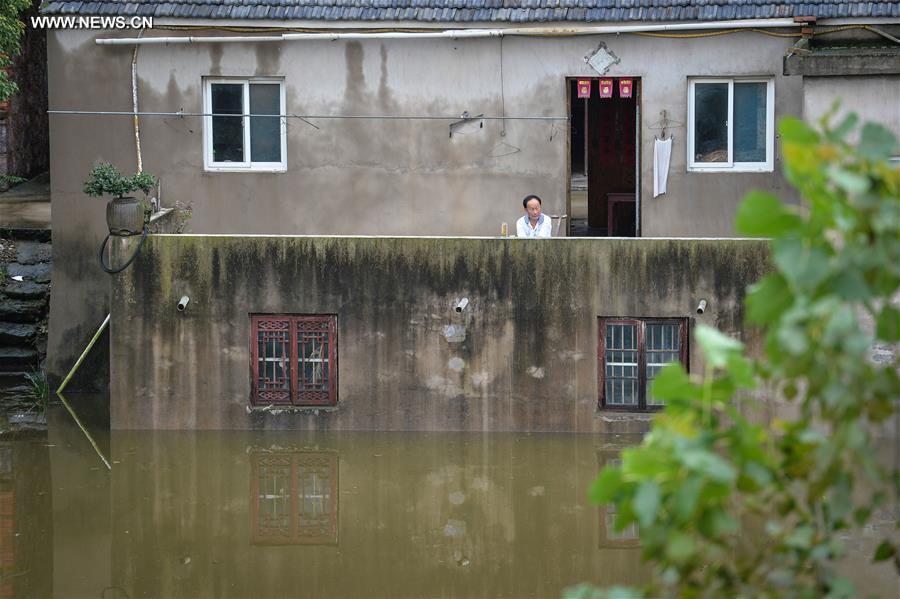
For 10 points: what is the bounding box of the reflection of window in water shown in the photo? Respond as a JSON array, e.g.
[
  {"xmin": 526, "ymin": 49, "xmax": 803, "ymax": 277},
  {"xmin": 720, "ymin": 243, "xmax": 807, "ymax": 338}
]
[
  {"xmin": 1, "ymin": 445, "xmax": 14, "ymax": 599},
  {"xmin": 0, "ymin": 445, "xmax": 11, "ymax": 478},
  {"xmin": 597, "ymin": 454, "xmax": 640, "ymax": 549},
  {"xmin": 251, "ymin": 451, "xmax": 338, "ymax": 545}
]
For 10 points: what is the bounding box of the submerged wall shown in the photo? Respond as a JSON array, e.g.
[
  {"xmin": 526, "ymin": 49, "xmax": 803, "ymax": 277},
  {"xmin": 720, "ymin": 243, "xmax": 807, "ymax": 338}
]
[{"xmin": 111, "ymin": 235, "xmax": 769, "ymax": 431}]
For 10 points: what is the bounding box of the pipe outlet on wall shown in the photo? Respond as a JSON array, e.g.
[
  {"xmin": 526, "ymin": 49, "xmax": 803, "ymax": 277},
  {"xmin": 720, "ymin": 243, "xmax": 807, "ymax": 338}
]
[
  {"xmin": 177, "ymin": 295, "xmax": 190, "ymax": 312},
  {"xmin": 696, "ymin": 298, "xmax": 708, "ymax": 315}
]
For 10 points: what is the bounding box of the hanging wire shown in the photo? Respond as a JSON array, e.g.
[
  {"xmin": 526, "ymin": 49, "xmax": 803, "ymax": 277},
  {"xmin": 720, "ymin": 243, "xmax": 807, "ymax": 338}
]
[
  {"xmin": 46, "ymin": 110, "xmax": 569, "ymax": 121},
  {"xmin": 632, "ymin": 28, "xmax": 801, "ymax": 39}
]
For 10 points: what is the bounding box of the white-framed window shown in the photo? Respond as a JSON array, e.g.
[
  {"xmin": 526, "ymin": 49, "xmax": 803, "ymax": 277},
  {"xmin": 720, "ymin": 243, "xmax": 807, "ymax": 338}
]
[
  {"xmin": 687, "ymin": 78, "xmax": 774, "ymax": 172},
  {"xmin": 203, "ymin": 78, "xmax": 287, "ymax": 172}
]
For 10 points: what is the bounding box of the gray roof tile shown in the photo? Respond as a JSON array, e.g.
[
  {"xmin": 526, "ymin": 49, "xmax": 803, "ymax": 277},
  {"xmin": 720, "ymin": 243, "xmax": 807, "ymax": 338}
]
[{"xmin": 41, "ymin": 0, "xmax": 898, "ymax": 22}]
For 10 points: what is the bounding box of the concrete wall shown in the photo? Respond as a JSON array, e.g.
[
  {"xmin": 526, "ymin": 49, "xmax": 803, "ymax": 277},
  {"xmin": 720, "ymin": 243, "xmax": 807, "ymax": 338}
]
[
  {"xmin": 47, "ymin": 27, "xmax": 800, "ymax": 386},
  {"xmin": 110, "ymin": 235, "xmax": 769, "ymax": 430},
  {"xmin": 802, "ymin": 75, "xmax": 900, "ymax": 142}
]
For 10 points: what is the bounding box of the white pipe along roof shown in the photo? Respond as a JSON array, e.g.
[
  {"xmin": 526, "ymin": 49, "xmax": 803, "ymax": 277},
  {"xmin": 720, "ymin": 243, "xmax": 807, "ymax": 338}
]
[{"xmin": 95, "ymin": 18, "xmax": 800, "ymax": 45}]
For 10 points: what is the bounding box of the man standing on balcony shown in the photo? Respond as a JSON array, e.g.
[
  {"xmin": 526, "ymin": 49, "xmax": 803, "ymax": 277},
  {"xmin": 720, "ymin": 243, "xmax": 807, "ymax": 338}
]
[{"xmin": 516, "ymin": 195, "xmax": 553, "ymax": 238}]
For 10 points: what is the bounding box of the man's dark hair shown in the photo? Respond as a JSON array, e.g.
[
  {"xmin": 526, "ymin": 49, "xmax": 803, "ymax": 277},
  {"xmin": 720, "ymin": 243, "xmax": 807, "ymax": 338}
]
[{"xmin": 522, "ymin": 194, "xmax": 542, "ymax": 209}]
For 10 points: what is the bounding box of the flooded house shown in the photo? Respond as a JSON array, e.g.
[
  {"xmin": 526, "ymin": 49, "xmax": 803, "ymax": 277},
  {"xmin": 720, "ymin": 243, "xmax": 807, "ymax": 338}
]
[{"xmin": 40, "ymin": 1, "xmax": 900, "ymax": 429}]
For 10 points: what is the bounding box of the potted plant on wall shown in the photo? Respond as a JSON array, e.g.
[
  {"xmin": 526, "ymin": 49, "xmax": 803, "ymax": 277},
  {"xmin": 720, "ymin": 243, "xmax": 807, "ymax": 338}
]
[{"xmin": 83, "ymin": 162, "xmax": 157, "ymax": 236}]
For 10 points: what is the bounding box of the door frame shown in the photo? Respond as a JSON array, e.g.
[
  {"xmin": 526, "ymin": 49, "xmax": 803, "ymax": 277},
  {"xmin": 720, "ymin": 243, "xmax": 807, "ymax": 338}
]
[{"xmin": 564, "ymin": 76, "xmax": 643, "ymax": 237}]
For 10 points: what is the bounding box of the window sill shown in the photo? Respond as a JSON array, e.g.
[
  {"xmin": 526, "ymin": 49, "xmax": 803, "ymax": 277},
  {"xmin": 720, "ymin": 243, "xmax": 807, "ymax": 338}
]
[
  {"xmin": 595, "ymin": 411, "xmax": 657, "ymax": 421},
  {"xmin": 687, "ymin": 166, "xmax": 774, "ymax": 173},
  {"xmin": 204, "ymin": 166, "xmax": 287, "ymax": 174},
  {"xmin": 247, "ymin": 404, "xmax": 338, "ymax": 415}
]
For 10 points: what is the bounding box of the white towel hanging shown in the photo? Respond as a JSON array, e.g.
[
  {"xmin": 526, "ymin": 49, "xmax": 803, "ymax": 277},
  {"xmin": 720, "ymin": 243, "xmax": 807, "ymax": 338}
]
[{"xmin": 654, "ymin": 136, "xmax": 673, "ymax": 198}]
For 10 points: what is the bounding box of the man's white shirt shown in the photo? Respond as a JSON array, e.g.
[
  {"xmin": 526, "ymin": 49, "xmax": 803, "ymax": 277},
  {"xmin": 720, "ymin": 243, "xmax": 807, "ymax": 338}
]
[{"xmin": 516, "ymin": 214, "xmax": 552, "ymax": 238}]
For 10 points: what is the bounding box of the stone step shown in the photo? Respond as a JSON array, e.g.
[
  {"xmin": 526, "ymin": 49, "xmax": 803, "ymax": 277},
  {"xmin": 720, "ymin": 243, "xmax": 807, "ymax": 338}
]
[
  {"xmin": 0, "ymin": 322, "xmax": 37, "ymax": 344},
  {"xmin": 3, "ymin": 280, "xmax": 49, "ymax": 300},
  {"xmin": 14, "ymin": 240, "xmax": 52, "ymax": 265},
  {"xmin": 7, "ymin": 262, "xmax": 51, "ymax": 283},
  {"xmin": 0, "ymin": 346, "xmax": 38, "ymax": 370},
  {"xmin": 0, "ymin": 228, "xmax": 51, "ymax": 242},
  {"xmin": 0, "ymin": 298, "xmax": 46, "ymax": 322}
]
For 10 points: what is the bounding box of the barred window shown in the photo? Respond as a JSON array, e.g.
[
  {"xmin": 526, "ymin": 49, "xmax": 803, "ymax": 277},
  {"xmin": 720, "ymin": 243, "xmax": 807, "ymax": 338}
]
[
  {"xmin": 251, "ymin": 315, "xmax": 337, "ymax": 406},
  {"xmin": 598, "ymin": 318, "xmax": 688, "ymax": 411}
]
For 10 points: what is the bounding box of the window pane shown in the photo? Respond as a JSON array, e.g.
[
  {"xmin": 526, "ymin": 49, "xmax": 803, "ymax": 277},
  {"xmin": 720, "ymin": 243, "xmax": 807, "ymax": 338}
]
[
  {"xmin": 734, "ymin": 82, "xmax": 767, "ymax": 163},
  {"xmin": 693, "ymin": 83, "xmax": 728, "ymax": 163},
  {"xmin": 605, "ymin": 323, "xmax": 638, "ymax": 406},
  {"xmin": 646, "ymin": 323, "xmax": 681, "ymax": 406},
  {"xmin": 257, "ymin": 456, "xmax": 291, "ymax": 537},
  {"xmin": 249, "ymin": 83, "xmax": 282, "ymax": 163},
  {"xmin": 211, "ymin": 83, "xmax": 244, "ymax": 162},
  {"xmin": 257, "ymin": 329, "xmax": 290, "ymax": 391}
]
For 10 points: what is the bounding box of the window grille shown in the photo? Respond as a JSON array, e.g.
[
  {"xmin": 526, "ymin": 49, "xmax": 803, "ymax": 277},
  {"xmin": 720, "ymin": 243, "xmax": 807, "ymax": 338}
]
[
  {"xmin": 598, "ymin": 318, "xmax": 688, "ymax": 411},
  {"xmin": 251, "ymin": 315, "xmax": 338, "ymax": 406}
]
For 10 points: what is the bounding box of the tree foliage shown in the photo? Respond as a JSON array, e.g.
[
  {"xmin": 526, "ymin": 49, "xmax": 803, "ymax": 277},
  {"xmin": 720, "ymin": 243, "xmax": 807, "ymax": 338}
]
[
  {"xmin": 83, "ymin": 162, "xmax": 157, "ymax": 199},
  {"xmin": 569, "ymin": 113, "xmax": 899, "ymax": 598},
  {"xmin": 0, "ymin": 0, "xmax": 31, "ymax": 102}
]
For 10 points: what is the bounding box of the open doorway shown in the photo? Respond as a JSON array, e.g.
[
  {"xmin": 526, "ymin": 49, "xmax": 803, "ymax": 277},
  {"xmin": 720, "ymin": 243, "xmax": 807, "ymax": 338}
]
[{"xmin": 567, "ymin": 77, "xmax": 640, "ymax": 237}]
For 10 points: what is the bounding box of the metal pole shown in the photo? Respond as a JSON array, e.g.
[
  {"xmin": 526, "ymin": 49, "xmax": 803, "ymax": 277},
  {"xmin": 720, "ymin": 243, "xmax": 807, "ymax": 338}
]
[{"xmin": 56, "ymin": 313, "xmax": 110, "ymax": 394}]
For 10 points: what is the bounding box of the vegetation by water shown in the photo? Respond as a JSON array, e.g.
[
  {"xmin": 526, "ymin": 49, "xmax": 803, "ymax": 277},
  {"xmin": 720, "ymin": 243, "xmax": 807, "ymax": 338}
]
[{"xmin": 576, "ymin": 114, "xmax": 899, "ymax": 598}]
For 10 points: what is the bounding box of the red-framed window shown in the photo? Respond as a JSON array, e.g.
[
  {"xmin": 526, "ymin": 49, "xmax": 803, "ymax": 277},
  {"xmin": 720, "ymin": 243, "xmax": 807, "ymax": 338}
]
[
  {"xmin": 250, "ymin": 314, "xmax": 338, "ymax": 406},
  {"xmin": 250, "ymin": 451, "xmax": 338, "ymax": 545},
  {"xmin": 598, "ymin": 318, "xmax": 688, "ymax": 411}
]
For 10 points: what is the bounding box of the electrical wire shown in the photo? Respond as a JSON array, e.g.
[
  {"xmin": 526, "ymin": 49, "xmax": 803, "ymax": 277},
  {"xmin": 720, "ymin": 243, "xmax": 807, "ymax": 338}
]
[
  {"xmin": 46, "ymin": 110, "xmax": 569, "ymax": 121},
  {"xmin": 632, "ymin": 28, "xmax": 802, "ymax": 39}
]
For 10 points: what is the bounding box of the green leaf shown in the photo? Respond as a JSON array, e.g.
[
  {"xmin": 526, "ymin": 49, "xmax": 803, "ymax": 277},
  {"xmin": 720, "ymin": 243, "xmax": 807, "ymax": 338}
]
[
  {"xmin": 773, "ymin": 238, "xmax": 831, "ymax": 291},
  {"xmin": 827, "ymin": 167, "xmax": 871, "ymax": 195},
  {"xmin": 736, "ymin": 191, "xmax": 802, "ymax": 237},
  {"xmin": 858, "ymin": 123, "xmax": 898, "ymax": 161},
  {"xmin": 665, "ymin": 532, "xmax": 697, "ymax": 564},
  {"xmin": 698, "ymin": 509, "xmax": 738, "ymax": 538},
  {"xmin": 876, "ymin": 306, "xmax": 899, "ymax": 342},
  {"xmin": 746, "ymin": 274, "xmax": 794, "ymax": 325},
  {"xmin": 672, "ymin": 475, "xmax": 703, "ymax": 520},
  {"xmin": 873, "ymin": 540, "xmax": 897, "ymax": 562},
  {"xmin": 589, "ymin": 466, "xmax": 623, "ymax": 504},
  {"xmin": 648, "ymin": 363, "xmax": 697, "ymax": 402},
  {"xmin": 826, "ymin": 576, "xmax": 855, "ymax": 599},
  {"xmin": 681, "ymin": 448, "xmax": 736, "ymax": 483},
  {"xmin": 780, "ymin": 117, "xmax": 820, "ymax": 144},
  {"xmin": 828, "ymin": 269, "xmax": 871, "ymax": 301},
  {"xmin": 785, "ymin": 525, "xmax": 814, "ymax": 550},
  {"xmin": 633, "ymin": 482, "xmax": 661, "ymax": 527},
  {"xmin": 695, "ymin": 325, "xmax": 744, "ymax": 369},
  {"xmin": 829, "ymin": 112, "xmax": 859, "ymax": 142}
]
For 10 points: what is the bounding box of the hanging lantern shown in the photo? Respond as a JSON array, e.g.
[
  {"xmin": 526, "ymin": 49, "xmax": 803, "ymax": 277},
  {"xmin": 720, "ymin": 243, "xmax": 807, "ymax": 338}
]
[
  {"xmin": 619, "ymin": 78, "xmax": 633, "ymax": 98},
  {"xmin": 577, "ymin": 79, "xmax": 591, "ymax": 99},
  {"xmin": 598, "ymin": 78, "xmax": 613, "ymax": 98}
]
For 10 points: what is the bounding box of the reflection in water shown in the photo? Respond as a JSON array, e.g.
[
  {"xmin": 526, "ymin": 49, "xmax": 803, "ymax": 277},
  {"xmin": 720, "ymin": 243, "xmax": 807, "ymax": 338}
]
[
  {"xmin": 0, "ymin": 406, "xmax": 896, "ymax": 598},
  {"xmin": 0, "ymin": 436, "xmax": 53, "ymax": 599},
  {"xmin": 597, "ymin": 453, "xmax": 639, "ymax": 549},
  {"xmin": 251, "ymin": 451, "xmax": 338, "ymax": 545}
]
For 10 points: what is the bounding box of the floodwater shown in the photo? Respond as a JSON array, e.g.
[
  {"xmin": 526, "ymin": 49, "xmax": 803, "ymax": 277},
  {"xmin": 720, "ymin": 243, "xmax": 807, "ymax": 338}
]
[{"xmin": 1, "ymin": 402, "xmax": 897, "ymax": 599}]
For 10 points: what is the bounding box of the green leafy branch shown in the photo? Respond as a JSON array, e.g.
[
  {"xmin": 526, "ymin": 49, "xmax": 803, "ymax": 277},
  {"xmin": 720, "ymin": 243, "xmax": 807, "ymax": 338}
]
[{"xmin": 572, "ymin": 112, "xmax": 899, "ymax": 599}]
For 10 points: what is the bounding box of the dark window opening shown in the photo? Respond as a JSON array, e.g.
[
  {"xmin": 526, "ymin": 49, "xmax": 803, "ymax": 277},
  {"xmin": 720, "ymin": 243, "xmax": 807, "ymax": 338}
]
[
  {"xmin": 251, "ymin": 315, "xmax": 338, "ymax": 406},
  {"xmin": 598, "ymin": 317, "xmax": 688, "ymax": 411}
]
